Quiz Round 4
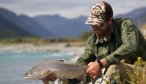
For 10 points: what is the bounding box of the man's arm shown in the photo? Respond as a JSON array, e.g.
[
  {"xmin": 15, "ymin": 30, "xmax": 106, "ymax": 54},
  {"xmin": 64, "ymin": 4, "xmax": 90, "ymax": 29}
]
[
  {"xmin": 77, "ymin": 35, "xmax": 95, "ymax": 64},
  {"xmin": 105, "ymin": 19, "xmax": 139, "ymax": 64}
]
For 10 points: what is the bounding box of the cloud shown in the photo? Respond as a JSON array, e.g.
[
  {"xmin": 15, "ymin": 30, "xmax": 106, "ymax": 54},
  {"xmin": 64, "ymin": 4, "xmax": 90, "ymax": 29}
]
[
  {"xmin": 0, "ymin": 0, "xmax": 146, "ymax": 18},
  {"xmin": 108, "ymin": 0, "xmax": 146, "ymax": 15}
]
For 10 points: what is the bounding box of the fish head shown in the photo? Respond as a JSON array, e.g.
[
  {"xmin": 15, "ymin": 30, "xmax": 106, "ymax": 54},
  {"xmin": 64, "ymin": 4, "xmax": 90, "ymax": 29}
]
[
  {"xmin": 24, "ymin": 68, "xmax": 52, "ymax": 80},
  {"xmin": 24, "ymin": 72, "xmax": 35, "ymax": 79},
  {"xmin": 24, "ymin": 69, "xmax": 42, "ymax": 80},
  {"xmin": 24, "ymin": 60, "xmax": 62, "ymax": 80}
]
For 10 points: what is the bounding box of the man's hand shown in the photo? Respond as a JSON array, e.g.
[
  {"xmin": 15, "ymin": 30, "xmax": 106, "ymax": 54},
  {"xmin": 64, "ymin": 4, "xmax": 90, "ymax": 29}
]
[
  {"xmin": 86, "ymin": 61, "xmax": 102, "ymax": 79},
  {"xmin": 43, "ymin": 73, "xmax": 57, "ymax": 81}
]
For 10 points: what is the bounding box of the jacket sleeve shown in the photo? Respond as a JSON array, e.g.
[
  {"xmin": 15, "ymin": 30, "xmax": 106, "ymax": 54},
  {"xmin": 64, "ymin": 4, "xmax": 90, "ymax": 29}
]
[
  {"xmin": 105, "ymin": 19, "xmax": 139, "ymax": 64},
  {"xmin": 76, "ymin": 35, "xmax": 95, "ymax": 64}
]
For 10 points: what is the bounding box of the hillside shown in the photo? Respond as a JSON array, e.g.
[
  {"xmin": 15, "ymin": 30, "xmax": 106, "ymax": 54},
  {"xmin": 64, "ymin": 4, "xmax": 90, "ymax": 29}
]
[
  {"xmin": 115, "ymin": 7, "xmax": 146, "ymax": 27},
  {"xmin": 0, "ymin": 8, "xmax": 54, "ymax": 39},
  {"xmin": 19, "ymin": 15, "xmax": 55, "ymax": 38},
  {"xmin": 33, "ymin": 15, "xmax": 91, "ymax": 38},
  {"xmin": 0, "ymin": 11, "xmax": 33, "ymax": 38},
  {"xmin": 0, "ymin": 6, "xmax": 146, "ymax": 39}
]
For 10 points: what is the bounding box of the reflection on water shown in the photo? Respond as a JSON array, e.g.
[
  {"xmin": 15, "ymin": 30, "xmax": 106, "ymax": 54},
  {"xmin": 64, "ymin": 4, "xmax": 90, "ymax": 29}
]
[{"xmin": 0, "ymin": 51, "xmax": 75, "ymax": 84}]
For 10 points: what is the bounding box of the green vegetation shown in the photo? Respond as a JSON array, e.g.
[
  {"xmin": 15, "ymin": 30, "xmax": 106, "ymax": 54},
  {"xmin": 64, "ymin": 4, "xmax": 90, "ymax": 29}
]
[
  {"xmin": 128, "ymin": 57, "xmax": 146, "ymax": 84},
  {"xmin": 112, "ymin": 57, "xmax": 146, "ymax": 84},
  {"xmin": 0, "ymin": 31, "xmax": 93, "ymax": 44},
  {"xmin": 77, "ymin": 31, "xmax": 93, "ymax": 41},
  {"xmin": 140, "ymin": 24, "xmax": 146, "ymax": 39},
  {"xmin": 142, "ymin": 24, "xmax": 146, "ymax": 38},
  {"xmin": 0, "ymin": 37, "xmax": 49, "ymax": 44}
]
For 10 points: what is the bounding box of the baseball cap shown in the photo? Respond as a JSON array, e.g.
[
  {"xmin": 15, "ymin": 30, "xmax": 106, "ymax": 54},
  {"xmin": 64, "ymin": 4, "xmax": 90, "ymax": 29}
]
[{"xmin": 85, "ymin": 1, "xmax": 113, "ymax": 26}]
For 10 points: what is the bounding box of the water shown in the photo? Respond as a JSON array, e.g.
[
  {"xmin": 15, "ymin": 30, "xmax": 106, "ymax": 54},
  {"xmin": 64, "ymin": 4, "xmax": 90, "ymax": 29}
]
[{"xmin": 0, "ymin": 51, "xmax": 76, "ymax": 84}]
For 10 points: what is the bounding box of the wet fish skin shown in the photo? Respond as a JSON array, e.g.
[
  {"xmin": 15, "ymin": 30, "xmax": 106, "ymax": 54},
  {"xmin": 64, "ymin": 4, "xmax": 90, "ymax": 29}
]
[{"xmin": 24, "ymin": 60, "xmax": 87, "ymax": 80}]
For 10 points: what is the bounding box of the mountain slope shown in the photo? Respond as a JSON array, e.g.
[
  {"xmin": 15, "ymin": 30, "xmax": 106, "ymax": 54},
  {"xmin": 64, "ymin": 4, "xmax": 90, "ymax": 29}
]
[
  {"xmin": 34, "ymin": 15, "xmax": 91, "ymax": 38},
  {"xmin": 0, "ymin": 6, "xmax": 146, "ymax": 39},
  {"xmin": 115, "ymin": 7, "xmax": 146, "ymax": 26},
  {"xmin": 0, "ymin": 12, "xmax": 33, "ymax": 38},
  {"xmin": 0, "ymin": 8, "xmax": 54, "ymax": 38},
  {"xmin": 19, "ymin": 15, "xmax": 55, "ymax": 38}
]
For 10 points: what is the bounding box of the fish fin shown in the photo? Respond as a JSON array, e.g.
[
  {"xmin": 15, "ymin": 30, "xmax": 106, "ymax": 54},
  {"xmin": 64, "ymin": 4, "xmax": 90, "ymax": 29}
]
[
  {"xmin": 43, "ymin": 70, "xmax": 53, "ymax": 78},
  {"xmin": 42, "ymin": 69, "xmax": 51, "ymax": 76},
  {"xmin": 42, "ymin": 71, "xmax": 45, "ymax": 76}
]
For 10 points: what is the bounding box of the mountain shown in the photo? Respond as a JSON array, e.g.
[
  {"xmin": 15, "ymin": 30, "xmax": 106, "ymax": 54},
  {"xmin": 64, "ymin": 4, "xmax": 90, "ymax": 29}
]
[
  {"xmin": 0, "ymin": 8, "xmax": 54, "ymax": 39},
  {"xmin": 0, "ymin": 7, "xmax": 90, "ymax": 39},
  {"xmin": 19, "ymin": 15, "xmax": 55, "ymax": 38},
  {"xmin": 0, "ymin": 15, "xmax": 33, "ymax": 38},
  {"xmin": 115, "ymin": 7, "xmax": 146, "ymax": 26},
  {"xmin": 33, "ymin": 15, "xmax": 91, "ymax": 38},
  {"xmin": 0, "ymin": 6, "xmax": 146, "ymax": 39},
  {"xmin": 34, "ymin": 7, "xmax": 146, "ymax": 38},
  {"xmin": 0, "ymin": 8, "xmax": 33, "ymax": 38}
]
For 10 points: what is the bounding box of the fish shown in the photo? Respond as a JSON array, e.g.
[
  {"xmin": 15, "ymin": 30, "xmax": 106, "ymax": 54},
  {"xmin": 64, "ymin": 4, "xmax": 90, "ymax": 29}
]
[{"xmin": 24, "ymin": 60, "xmax": 87, "ymax": 84}]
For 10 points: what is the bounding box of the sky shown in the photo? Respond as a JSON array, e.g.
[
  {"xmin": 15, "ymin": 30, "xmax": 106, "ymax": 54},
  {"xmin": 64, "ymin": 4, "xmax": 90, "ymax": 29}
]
[{"xmin": 0, "ymin": 0, "xmax": 146, "ymax": 19}]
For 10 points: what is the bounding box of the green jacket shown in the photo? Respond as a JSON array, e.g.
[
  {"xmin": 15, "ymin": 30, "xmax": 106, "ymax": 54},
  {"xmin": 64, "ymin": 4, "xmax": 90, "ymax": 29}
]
[{"xmin": 77, "ymin": 18, "xmax": 146, "ymax": 65}]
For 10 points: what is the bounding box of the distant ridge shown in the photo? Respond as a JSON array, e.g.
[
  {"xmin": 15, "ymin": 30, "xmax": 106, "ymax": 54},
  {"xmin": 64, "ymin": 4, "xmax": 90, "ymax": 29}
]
[
  {"xmin": 0, "ymin": 8, "xmax": 33, "ymax": 38},
  {"xmin": 115, "ymin": 7, "xmax": 146, "ymax": 26},
  {"xmin": 33, "ymin": 15, "xmax": 91, "ymax": 38},
  {"xmin": 0, "ymin": 8, "xmax": 55, "ymax": 39},
  {"xmin": 19, "ymin": 15, "xmax": 55, "ymax": 38},
  {"xmin": 0, "ymin": 6, "xmax": 146, "ymax": 39}
]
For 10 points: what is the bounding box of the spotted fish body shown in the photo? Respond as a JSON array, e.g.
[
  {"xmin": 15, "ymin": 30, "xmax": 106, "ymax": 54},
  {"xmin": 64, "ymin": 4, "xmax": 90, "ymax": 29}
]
[{"xmin": 24, "ymin": 60, "xmax": 87, "ymax": 80}]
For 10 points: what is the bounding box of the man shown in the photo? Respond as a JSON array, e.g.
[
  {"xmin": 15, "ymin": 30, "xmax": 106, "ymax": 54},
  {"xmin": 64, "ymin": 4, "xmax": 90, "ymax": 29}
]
[
  {"xmin": 45, "ymin": 1, "xmax": 146, "ymax": 84},
  {"xmin": 76, "ymin": 1, "xmax": 146, "ymax": 84}
]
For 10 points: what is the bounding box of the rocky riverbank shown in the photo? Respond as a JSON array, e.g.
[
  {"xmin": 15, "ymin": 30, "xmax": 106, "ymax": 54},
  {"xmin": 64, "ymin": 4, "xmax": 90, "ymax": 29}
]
[{"xmin": 0, "ymin": 43, "xmax": 85, "ymax": 55}]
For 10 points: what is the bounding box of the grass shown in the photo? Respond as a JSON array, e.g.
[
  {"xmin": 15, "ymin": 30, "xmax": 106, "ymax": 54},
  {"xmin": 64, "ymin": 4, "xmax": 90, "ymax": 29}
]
[
  {"xmin": 112, "ymin": 57, "xmax": 146, "ymax": 84},
  {"xmin": 128, "ymin": 57, "xmax": 146, "ymax": 84}
]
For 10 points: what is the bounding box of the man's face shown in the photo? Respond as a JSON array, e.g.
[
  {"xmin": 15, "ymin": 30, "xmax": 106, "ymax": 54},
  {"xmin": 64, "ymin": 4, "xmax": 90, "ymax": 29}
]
[{"xmin": 91, "ymin": 20, "xmax": 111, "ymax": 38}]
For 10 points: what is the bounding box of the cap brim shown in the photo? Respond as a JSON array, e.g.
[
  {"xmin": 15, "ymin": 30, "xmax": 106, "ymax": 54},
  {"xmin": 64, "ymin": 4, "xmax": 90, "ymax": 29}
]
[{"xmin": 85, "ymin": 16, "xmax": 104, "ymax": 26}]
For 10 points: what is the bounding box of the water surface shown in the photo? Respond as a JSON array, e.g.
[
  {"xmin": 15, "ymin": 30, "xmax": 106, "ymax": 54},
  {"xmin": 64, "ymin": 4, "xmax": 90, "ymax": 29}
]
[{"xmin": 0, "ymin": 51, "xmax": 75, "ymax": 84}]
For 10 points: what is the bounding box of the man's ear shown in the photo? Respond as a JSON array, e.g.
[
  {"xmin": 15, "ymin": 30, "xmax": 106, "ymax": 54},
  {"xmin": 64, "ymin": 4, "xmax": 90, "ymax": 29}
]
[
  {"xmin": 108, "ymin": 17, "xmax": 112, "ymax": 24},
  {"xmin": 107, "ymin": 17, "xmax": 112, "ymax": 26}
]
